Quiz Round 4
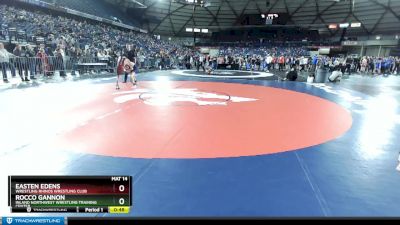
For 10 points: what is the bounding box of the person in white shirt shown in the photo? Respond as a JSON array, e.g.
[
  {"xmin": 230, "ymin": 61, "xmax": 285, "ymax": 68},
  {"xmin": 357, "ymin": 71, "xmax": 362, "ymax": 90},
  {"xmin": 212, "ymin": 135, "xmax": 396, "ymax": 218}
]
[
  {"xmin": 328, "ymin": 67, "xmax": 343, "ymax": 82},
  {"xmin": 97, "ymin": 50, "xmax": 105, "ymax": 60},
  {"xmin": 199, "ymin": 55, "xmax": 204, "ymax": 63},
  {"xmin": 334, "ymin": 58, "xmax": 340, "ymax": 67},
  {"xmin": 189, "ymin": 56, "xmax": 193, "ymax": 67},
  {"xmin": 139, "ymin": 54, "xmax": 145, "ymax": 69},
  {"xmin": 307, "ymin": 73, "xmax": 315, "ymax": 83},
  {"xmin": 265, "ymin": 54, "xmax": 272, "ymax": 72},
  {"xmin": 302, "ymin": 57, "xmax": 309, "ymax": 71},
  {"xmin": 397, "ymin": 152, "xmax": 400, "ymax": 172},
  {"xmin": 0, "ymin": 43, "xmax": 15, "ymax": 82},
  {"xmin": 299, "ymin": 56, "xmax": 305, "ymax": 71},
  {"xmin": 361, "ymin": 57, "xmax": 368, "ymax": 73}
]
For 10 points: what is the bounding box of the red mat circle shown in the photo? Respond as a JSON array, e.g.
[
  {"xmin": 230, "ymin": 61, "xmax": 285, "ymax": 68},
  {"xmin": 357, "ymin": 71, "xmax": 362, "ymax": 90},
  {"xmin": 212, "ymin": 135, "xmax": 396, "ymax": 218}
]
[{"xmin": 58, "ymin": 81, "xmax": 352, "ymax": 159}]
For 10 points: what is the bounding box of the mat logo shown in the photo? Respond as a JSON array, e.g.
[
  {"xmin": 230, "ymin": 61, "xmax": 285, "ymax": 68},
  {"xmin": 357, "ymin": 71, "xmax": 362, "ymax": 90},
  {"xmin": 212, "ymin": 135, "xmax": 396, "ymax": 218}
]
[
  {"xmin": 113, "ymin": 88, "xmax": 258, "ymax": 106},
  {"xmin": 6, "ymin": 218, "xmax": 13, "ymax": 224},
  {"xmin": 212, "ymin": 71, "xmax": 234, "ymax": 75}
]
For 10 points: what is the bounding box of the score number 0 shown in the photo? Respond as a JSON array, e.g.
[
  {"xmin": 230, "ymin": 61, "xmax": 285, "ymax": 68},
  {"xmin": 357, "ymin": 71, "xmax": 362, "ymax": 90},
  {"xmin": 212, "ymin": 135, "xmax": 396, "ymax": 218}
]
[{"xmin": 119, "ymin": 184, "xmax": 125, "ymax": 205}]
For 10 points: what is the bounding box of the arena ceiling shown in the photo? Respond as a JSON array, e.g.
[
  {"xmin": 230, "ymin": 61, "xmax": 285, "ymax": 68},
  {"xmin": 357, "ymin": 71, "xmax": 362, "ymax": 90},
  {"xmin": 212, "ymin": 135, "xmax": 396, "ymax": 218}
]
[{"xmin": 108, "ymin": 0, "xmax": 400, "ymax": 37}]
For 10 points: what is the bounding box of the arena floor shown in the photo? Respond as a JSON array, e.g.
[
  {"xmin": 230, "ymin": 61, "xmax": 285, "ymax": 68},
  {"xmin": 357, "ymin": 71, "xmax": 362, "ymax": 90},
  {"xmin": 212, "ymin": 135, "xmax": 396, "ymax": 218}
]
[{"xmin": 0, "ymin": 69, "xmax": 400, "ymax": 217}]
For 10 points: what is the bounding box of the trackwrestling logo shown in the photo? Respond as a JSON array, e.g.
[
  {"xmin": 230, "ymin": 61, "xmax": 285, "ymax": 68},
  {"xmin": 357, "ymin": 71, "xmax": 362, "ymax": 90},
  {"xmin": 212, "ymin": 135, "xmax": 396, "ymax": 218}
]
[
  {"xmin": 113, "ymin": 88, "xmax": 258, "ymax": 106},
  {"xmin": 2, "ymin": 217, "xmax": 64, "ymax": 225}
]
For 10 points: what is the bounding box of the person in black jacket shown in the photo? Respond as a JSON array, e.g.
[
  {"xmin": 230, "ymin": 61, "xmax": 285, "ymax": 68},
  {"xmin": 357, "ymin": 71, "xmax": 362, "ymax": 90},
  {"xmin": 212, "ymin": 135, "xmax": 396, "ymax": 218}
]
[
  {"xmin": 285, "ymin": 67, "xmax": 298, "ymax": 81},
  {"xmin": 13, "ymin": 44, "xmax": 30, "ymax": 81},
  {"xmin": 54, "ymin": 45, "xmax": 66, "ymax": 77},
  {"xmin": 25, "ymin": 45, "xmax": 37, "ymax": 80}
]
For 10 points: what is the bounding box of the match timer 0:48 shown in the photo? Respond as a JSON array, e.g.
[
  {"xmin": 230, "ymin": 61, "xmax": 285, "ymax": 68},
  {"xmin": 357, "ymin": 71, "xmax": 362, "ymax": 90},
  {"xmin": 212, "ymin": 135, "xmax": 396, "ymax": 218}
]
[{"xmin": 109, "ymin": 206, "xmax": 130, "ymax": 214}]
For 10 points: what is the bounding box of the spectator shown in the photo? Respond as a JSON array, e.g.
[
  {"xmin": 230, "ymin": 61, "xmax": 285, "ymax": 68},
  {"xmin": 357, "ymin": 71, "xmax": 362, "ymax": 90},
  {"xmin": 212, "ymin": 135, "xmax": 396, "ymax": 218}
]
[
  {"xmin": 25, "ymin": 44, "xmax": 37, "ymax": 80},
  {"xmin": 286, "ymin": 67, "xmax": 298, "ymax": 81},
  {"xmin": 328, "ymin": 67, "xmax": 343, "ymax": 82},
  {"xmin": 397, "ymin": 152, "xmax": 400, "ymax": 172},
  {"xmin": 0, "ymin": 43, "xmax": 15, "ymax": 82},
  {"xmin": 54, "ymin": 45, "xmax": 66, "ymax": 77},
  {"xmin": 307, "ymin": 73, "xmax": 315, "ymax": 83},
  {"xmin": 13, "ymin": 44, "xmax": 30, "ymax": 81}
]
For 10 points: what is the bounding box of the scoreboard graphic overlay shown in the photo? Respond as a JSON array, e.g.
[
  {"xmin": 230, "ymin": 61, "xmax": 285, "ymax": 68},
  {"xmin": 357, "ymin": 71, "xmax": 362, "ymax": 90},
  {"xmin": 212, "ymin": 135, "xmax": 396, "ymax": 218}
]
[{"xmin": 8, "ymin": 176, "xmax": 132, "ymax": 214}]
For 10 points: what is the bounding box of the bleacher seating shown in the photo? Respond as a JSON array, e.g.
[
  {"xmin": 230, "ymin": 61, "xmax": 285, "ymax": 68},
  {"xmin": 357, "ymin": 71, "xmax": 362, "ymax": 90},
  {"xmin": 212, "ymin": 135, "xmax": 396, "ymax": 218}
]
[
  {"xmin": 42, "ymin": 0, "xmax": 140, "ymax": 27},
  {"xmin": 389, "ymin": 40, "xmax": 400, "ymax": 57}
]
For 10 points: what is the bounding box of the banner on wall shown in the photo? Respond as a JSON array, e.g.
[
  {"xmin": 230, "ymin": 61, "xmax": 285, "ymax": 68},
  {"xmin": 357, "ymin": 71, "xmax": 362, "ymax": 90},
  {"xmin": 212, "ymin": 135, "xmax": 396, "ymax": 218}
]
[{"xmin": 209, "ymin": 49, "xmax": 219, "ymax": 57}]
